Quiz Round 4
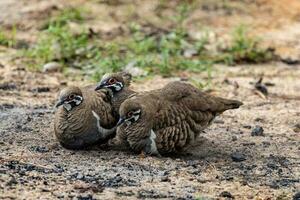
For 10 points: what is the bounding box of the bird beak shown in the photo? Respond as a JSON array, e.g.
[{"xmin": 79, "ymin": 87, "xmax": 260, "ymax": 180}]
[
  {"xmin": 95, "ymin": 82, "xmax": 105, "ymax": 91},
  {"xmin": 116, "ymin": 117, "xmax": 126, "ymax": 126},
  {"xmin": 55, "ymin": 100, "xmax": 64, "ymax": 108}
]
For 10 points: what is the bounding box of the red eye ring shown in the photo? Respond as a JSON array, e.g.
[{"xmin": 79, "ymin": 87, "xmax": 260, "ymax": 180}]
[
  {"xmin": 68, "ymin": 94, "xmax": 75, "ymax": 99},
  {"xmin": 127, "ymin": 111, "xmax": 133, "ymax": 117},
  {"xmin": 108, "ymin": 78, "xmax": 116, "ymax": 85}
]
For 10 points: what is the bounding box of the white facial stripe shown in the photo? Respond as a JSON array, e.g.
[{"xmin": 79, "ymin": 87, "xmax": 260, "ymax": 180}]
[
  {"xmin": 63, "ymin": 95, "xmax": 83, "ymax": 111},
  {"xmin": 92, "ymin": 111, "xmax": 116, "ymax": 138},
  {"xmin": 114, "ymin": 82, "xmax": 123, "ymax": 91},
  {"xmin": 149, "ymin": 130, "xmax": 159, "ymax": 155},
  {"xmin": 74, "ymin": 96, "xmax": 83, "ymax": 105},
  {"xmin": 125, "ymin": 109, "xmax": 141, "ymax": 124}
]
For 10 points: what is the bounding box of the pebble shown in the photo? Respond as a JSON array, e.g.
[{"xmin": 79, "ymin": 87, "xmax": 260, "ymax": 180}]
[
  {"xmin": 76, "ymin": 173, "xmax": 84, "ymax": 180},
  {"xmin": 293, "ymin": 192, "xmax": 300, "ymax": 200},
  {"xmin": 183, "ymin": 48, "xmax": 198, "ymax": 58},
  {"xmin": 124, "ymin": 61, "xmax": 148, "ymax": 77},
  {"xmin": 31, "ymin": 87, "xmax": 50, "ymax": 93},
  {"xmin": 0, "ymin": 83, "xmax": 17, "ymax": 90},
  {"xmin": 231, "ymin": 152, "xmax": 246, "ymax": 162},
  {"xmin": 232, "ymin": 136, "xmax": 238, "ymax": 141},
  {"xmin": 161, "ymin": 176, "xmax": 171, "ymax": 182},
  {"xmin": 243, "ymin": 125, "xmax": 251, "ymax": 129},
  {"xmin": 214, "ymin": 119, "xmax": 224, "ymax": 124},
  {"xmin": 251, "ymin": 126, "xmax": 264, "ymax": 136},
  {"xmin": 293, "ymin": 123, "xmax": 300, "ymax": 133},
  {"xmin": 43, "ymin": 62, "xmax": 62, "ymax": 73},
  {"xmin": 219, "ymin": 191, "xmax": 234, "ymax": 199}
]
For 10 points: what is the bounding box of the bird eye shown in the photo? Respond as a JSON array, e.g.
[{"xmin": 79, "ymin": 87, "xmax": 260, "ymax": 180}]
[
  {"xmin": 127, "ymin": 111, "xmax": 133, "ymax": 118},
  {"xmin": 108, "ymin": 78, "xmax": 116, "ymax": 85},
  {"xmin": 68, "ymin": 94, "xmax": 75, "ymax": 99}
]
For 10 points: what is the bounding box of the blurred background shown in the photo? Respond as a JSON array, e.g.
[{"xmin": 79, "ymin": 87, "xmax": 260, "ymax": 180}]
[
  {"xmin": 1, "ymin": 1, "xmax": 300, "ymax": 199},
  {"xmin": 1, "ymin": 0, "xmax": 299, "ymax": 82}
]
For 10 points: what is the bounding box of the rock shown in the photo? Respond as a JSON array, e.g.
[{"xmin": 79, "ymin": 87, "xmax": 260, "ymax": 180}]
[
  {"xmin": 0, "ymin": 83, "xmax": 17, "ymax": 90},
  {"xmin": 43, "ymin": 62, "xmax": 62, "ymax": 73},
  {"xmin": 293, "ymin": 123, "xmax": 300, "ymax": 133},
  {"xmin": 251, "ymin": 126, "xmax": 264, "ymax": 136},
  {"xmin": 231, "ymin": 152, "xmax": 246, "ymax": 162},
  {"xmin": 76, "ymin": 194, "xmax": 94, "ymax": 200},
  {"xmin": 183, "ymin": 48, "xmax": 198, "ymax": 58},
  {"xmin": 76, "ymin": 173, "xmax": 84, "ymax": 180},
  {"xmin": 31, "ymin": 87, "xmax": 50, "ymax": 93},
  {"xmin": 214, "ymin": 119, "xmax": 224, "ymax": 124},
  {"xmin": 29, "ymin": 146, "xmax": 49, "ymax": 153},
  {"xmin": 232, "ymin": 136, "xmax": 238, "ymax": 141},
  {"xmin": 160, "ymin": 176, "xmax": 170, "ymax": 182},
  {"xmin": 124, "ymin": 61, "xmax": 148, "ymax": 77},
  {"xmin": 293, "ymin": 192, "xmax": 300, "ymax": 200},
  {"xmin": 281, "ymin": 56, "xmax": 300, "ymax": 65},
  {"xmin": 243, "ymin": 125, "xmax": 251, "ymax": 129},
  {"xmin": 6, "ymin": 176, "xmax": 17, "ymax": 186},
  {"xmin": 219, "ymin": 191, "xmax": 234, "ymax": 199},
  {"xmin": 254, "ymin": 118, "xmax": 264, "ymax": 122}
]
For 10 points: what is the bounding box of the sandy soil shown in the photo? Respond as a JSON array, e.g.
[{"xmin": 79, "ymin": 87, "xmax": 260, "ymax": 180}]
[{"xmin": 0, "ymin": 0, "xmax": 300, "ymax": 199}]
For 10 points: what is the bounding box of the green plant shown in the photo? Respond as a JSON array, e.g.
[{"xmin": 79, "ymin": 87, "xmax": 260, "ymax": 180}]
[
  {"xmin": 0, "ymin": 27, "xmax": 16, "ymax": 47},
  {"xmin": 24, "ymin": 24, "xmax": 90, "ymax": 69},
  {"xmin": 42, "ymin": 7, "xmax": 84, "ymax": 29},
  {"xmin": 218, "ymin": 25, "xmax": 274, "ymax": 65}
]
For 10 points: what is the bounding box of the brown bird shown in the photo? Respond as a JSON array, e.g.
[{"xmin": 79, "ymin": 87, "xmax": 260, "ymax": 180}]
[
  {"xmin": 95, "ymin": 72, "xmax": 136, "ymax": 116},
  {"xmin": 54, "ymin": 86, "xmax": 117, "ymax": 149},
  {"xmin": 113, "ymin": 81, "xmax": 243, "ymax": 156}
]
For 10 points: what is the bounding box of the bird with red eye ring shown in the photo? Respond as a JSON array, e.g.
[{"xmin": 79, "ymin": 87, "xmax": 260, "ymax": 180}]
[
  {"xmin": 68, "ymin": 94, "xmax": 75, "ymax": 100},
  {"xmin": 127, "ymin": 111, "xmax": 133, "ymax": 118},
  {"xmin": 108, "ymin": 78, "xmax": 117, "ymax": 85},
  {"xmin": 116, "ymin": 109, "xmax": 141, "ymax": 126},
  {"xmin": 95, "ymin": 76, "xmax": 124, "ymax": 93}
]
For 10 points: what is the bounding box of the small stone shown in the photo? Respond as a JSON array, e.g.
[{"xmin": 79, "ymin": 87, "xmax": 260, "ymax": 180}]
[
  {"xmin": 29, "ymin": 146, "xmax": 49, "ymax": 153},
  {"xmin": 6, "ymin": 176, "xmax": 17, "ymax": 186},
  {"xmin": 76, "ymin": 173, "xmax": 84, "ymax": 180},
  {"xmin": 219, "ymin": 191, "xmax": 234, "ymax": 199},
  {"xmin": 183, "ymin": 48, "xmax": 198, "ymax": 58},
  {"xmin": 31, "ymin": 87, "xmax": 50, "ymax": 93},
  {"xmin": 214, "ymin": 119, "xmax": 224, "ymax": 124},
  {"xmin": 293, "ymin": 123, "xmax": 300, "ymax": 133},
  {"xmin": 161, "ymin": 176, "xmax": 170, "ymax": 182},
  {"xmin": 232, "ymin": 136, "xmax": 238, "ymax": 141},
  {"xmin": 124, "ymin": 61, "xmax": 148, "ymax": 77},
  {"xmin": 251, "ymin": 126, "xmax": 264, "ymax": 136},
  {"xmin": 231, "ymin": 152, "xmax": 246, "ymax": 162},
  {"xmin": 254, "ymin": 118, "xmax": 264, "ymax": 122},
  {"xmin": 43, "ymin": 62, "xmax": 62, "ymax": 73},
  {"xmin": 293, "ymin": 192, "xmax": 300, "ymax": 200},
  {"xmin": 243, "ymin": 125, "xmax": 251, "ymax": 129},
  {"xmin": 0, "ymin": 83, "xmax": 17, "ymax": 90}
]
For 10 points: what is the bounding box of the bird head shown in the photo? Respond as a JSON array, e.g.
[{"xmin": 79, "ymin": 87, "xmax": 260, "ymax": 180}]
[
  {"xmin": 95, "ymin": 72, "xmax": 132, "ymax": 94},
  {"xmin": 55, "ymin": 86, "xmax": 83, "ymax": 111},
  {"xmin": 117, "ymin": 98, "xmax": 142, "ymax": 126}
]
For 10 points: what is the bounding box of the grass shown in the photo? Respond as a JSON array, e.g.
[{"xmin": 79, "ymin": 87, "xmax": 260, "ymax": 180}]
[
  {"xmin": 42, "ymin": 7, "xmax": 85, "ymax": 29},
  {"xmin": 0, "ymin": 27, "xmax": 16, "ymax": 48},
  {"xmin": 22, "ymin": 5, "xmax": 274, "ymax": 81},
  {"xmin": 217, "ymin": 25, "xmax": 274, "ymax": 65}
]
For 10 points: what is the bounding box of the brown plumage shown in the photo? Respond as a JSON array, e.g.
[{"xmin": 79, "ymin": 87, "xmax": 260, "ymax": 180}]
[
  {"xmin": 113, "ymin": 81, "xmax": 243, "ymax": 156},
  {"xmin": 54, "ymin": 85, "xmax": 117, "ymax": 149},
  {"xmin": 95, "ymin": 72, "xmax": 136, "ymax": 117}
]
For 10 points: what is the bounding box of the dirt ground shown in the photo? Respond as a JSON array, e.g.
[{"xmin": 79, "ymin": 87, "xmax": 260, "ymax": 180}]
[{"xmin": 1, "ymin": 0, "xmax": 300, "ymax": 199}]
